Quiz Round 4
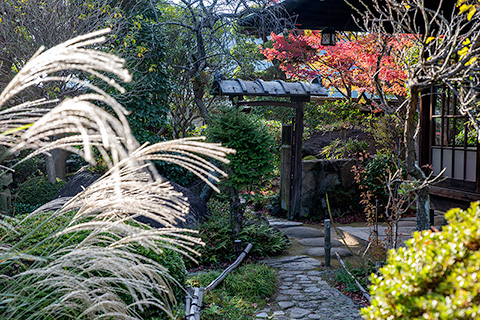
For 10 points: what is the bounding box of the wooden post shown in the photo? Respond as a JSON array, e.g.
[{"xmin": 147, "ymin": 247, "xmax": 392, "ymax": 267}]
[
  {"xmin": 290, "ymin": 102, "xmax": 304, "ymax": 220},
  {"xmin": 324, "ymin": 219, "xmax": 331, "ymax": 267},
  {"xmin": 280, "ymin": 124, "xmax": 292, "ymax": 212},
  {"xmin": 234, "ymin": 240, "xmax": 242, "ymax": 257}
]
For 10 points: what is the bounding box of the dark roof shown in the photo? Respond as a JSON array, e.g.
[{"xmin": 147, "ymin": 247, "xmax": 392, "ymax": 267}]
[
  {"xmin": 239, "ymin": 0, "xmax": 459, "ymax": 33},
  {"xmin": 280, "ymin": 0, "xmax": 363, "ymax": 31},
  {"xmin": 211, "ymin": 74, "xmax": 327, "ymax": 98}
]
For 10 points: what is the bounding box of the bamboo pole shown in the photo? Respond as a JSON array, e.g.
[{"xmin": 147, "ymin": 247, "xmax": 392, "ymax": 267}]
[
  {"xmin": 185, "ymin": 243, "xmax": 253, "ymax": 319},
  {"xmin": 206, "ymin": 243, "xmax": 253, "ymax": 292},
  {"xmin": 335, "ymin": 252, "xmax": 371, "ymax": 302}
]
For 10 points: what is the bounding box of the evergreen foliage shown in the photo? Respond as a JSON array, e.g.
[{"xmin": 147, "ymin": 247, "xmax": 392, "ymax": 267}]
[
  {"xmin": 363, "ymin": 202, "xmax": 480, "ymax": 319},
  {"xmin": 206, "ymin": 106, "xmax": 275, "ymax": 190}
]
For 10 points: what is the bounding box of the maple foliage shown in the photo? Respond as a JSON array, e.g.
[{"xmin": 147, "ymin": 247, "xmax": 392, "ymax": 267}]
[{"xmin": 261, "ymin": 31, "xmax": 412, "ymax": 100}]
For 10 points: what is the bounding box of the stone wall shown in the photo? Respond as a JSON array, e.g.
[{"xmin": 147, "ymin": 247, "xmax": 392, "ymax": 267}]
[{"xmin": 300, "ymin": 159, "xmax": 358, "ymax": 218}]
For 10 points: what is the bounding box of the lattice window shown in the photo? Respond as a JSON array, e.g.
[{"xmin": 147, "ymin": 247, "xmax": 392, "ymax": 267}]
[{"xmin": 430, "ymin": 86, "xmax": 477, "ymax": 185}]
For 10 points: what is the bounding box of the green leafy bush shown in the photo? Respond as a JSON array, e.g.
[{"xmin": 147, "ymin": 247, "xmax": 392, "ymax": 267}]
[
  {"xmin": 352, "ymin": 152, "xmax": 402, "ymax": 223},
  {"xmin": 188, "ymin": 263, "xmax": 277, "ymax": 320},
  {"xmin": 362, "ymin": 202, "xmax": 480, "ymax": 319},
  {"xmin": 195, "ymin": 200, "xmax": 289, "ymax": 266},
  {"xmin": 361, "ymin": 153, "xmax": 399, "ymax": 203},
  {"xmin": 303, "ymin": 100, "xmax": 365, "ymax": 134},
  {"xmin": 12, "ymin": 176, "xmax": 66, "ymax": 214}
]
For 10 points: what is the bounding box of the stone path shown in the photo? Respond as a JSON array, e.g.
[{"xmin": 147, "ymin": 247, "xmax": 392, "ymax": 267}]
[
  {"xmin": 255, "ymin": 213, "xmax": 446, "ymax": 319},
  {"xmin": 255, "ymin": 255, "xmax": 363, "ymax": 320},
  {"xmin": 254, "ymin": 219, "xmax": 364, "ymax": 320}
]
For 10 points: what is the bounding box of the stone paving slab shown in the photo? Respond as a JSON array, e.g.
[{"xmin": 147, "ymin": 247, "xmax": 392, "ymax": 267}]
[
  {"xmin": 282, "ymin": 226, "xmax": 325, "ymax": 238},
  {"xmin": 297, "ymin": 237, "xmax": 343, "ymax": 247},
  {"xmin": 270, "ymin": 221, "xmax": 305, "ymax": 228},
  {"xmin": 262, "ymin": 255, "xmax": 323, "ymax": 271}
]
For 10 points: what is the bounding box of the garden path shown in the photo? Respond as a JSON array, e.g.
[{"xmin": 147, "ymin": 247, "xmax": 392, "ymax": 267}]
[{"xmin": 254, "ymin": 218, "xmax": 363, "ymax": 320}]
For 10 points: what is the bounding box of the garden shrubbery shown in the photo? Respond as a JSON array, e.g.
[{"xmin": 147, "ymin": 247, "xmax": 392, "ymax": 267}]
[
  {"xmin": 362, "ymin": 202, "xmax": 480, "ymax": 319},
  {"xmin": 194, "ymin": 200, "xmax": 289, "ymax": 266},
  {"xmin": 12, "ymin": 176, "xmax": 66, "ymax": 214},
  {"xmin": 188, "ymin": 263, "xmax": 277, "ymax": 319}
]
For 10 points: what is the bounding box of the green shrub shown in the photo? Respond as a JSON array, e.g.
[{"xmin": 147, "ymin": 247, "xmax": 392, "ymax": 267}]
[
  {"xmin": 303, "ymin": 100, "xmax": 366, "ymax": 134},
  {"xmin": 206, "ymin": 106, "xmax": 275, "ymax": 190},
  {"xmin": 362, "ymin": 202, "xmax": 480, "ymax": 319},
  {"xmin": 195, "ymin": 200, "xmax": 289, "ymax": 266},
  {"xmin": 14, "ymin": 176, "xmax": 66, "ymax": 210},
  {"xmin": 320, "ymin": 138, "xmax": 368, "ymax": 160}
]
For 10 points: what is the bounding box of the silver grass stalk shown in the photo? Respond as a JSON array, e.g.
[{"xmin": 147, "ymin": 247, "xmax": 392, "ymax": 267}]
[{"xmin": 0, "ymin": 29, "xmax": 234, "ymax": 320}]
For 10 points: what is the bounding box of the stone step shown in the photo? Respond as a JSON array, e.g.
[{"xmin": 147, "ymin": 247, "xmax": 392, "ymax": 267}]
[
  {"xmin": 282, "ymin": 226, "xmax": 325, "ymax": 238},
  {"xmin": 297, "ymin": 237, "xmax": 343, "ymax": 247},
  {"xmin": 262, "ymin": 255, "xmax": 323, "ymax": 271},
  {"xmin": 270, "ymin": 220, "xmax": 304, "ymax": 228}
]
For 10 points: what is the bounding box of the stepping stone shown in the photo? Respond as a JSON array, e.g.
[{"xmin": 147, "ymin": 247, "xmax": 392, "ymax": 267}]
[
  {"xmin": 278, "ymin": 301, "xmax": 295, "ymax": 309},
  {"xmin": 282, "ymin": 226, "xmax": 324, "ymax": 238},
  {"xmin": 289, "ymin": 307, "xmax": 311, "ymax": 319},
  {"xmin": 270, "ymin": 221, "xmax": 304, "ymax": 228},
  {"xmin": 255, "ymin": 312, "xmax": 268, "ymax": 318},
  {"xmin": 297, "ymin": 237, "xmax": 343, "ymax": 247},
  {"xmin": 398, "ymin": 220, "xmax": 417, "ymax": 227},
  {"xmin": 262, "ymin": 255, "xmax": 322, "ymax": 271},
  {"xmin": 301, "ymin": 247, "xmax": 352, "ymax": 258}
]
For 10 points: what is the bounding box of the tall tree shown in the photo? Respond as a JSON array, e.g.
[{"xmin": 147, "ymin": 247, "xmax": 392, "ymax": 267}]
[
  {"xmin": 107, "ymin": 1, "xmax": 171, "ymax": 145},
  {"xmin": 157, "ymin": 0, "xmax": 291, "ymax": 124},
  {"xmin": 261, "ymin": 31, "xmax": 411, "ymax": 104}
]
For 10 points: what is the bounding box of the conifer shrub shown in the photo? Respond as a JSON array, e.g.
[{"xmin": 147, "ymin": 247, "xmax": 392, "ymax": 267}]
[
  {"xmin": 362, "ymin": 202, "xmax": 480, "ymax": 319},
  {"xmin": 206, "ymin": 106, "xmax": 275, "ymax": 190}
]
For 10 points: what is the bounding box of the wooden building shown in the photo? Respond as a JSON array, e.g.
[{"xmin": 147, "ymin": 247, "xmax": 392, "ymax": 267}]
[
  {"xmin": 419, "ymin": 87, "xmax": 480, "ymax": 211},
  {"xmin": 242, "ymin": 0, "xmax": 479, "ymax": 213}
]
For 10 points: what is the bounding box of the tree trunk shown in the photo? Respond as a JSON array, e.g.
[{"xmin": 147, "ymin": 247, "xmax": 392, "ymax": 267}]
[
  {"xmin": 45, "ymin": 149, "xmax": 70, "ymax": 183},
  {"xmin": 192, "ymin": 80, "xmax": 210, "ymax": 125},
  {"xmin": 229, "ymin": 186, "xmax": 244, "ymax": 238},
  {"xmin": 405, "ymin": 87, "xmax": 430, "ymax": 230}
]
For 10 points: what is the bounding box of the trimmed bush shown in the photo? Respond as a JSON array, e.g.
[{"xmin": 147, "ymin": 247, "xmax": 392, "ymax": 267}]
[{"xmin": 362, "ymin": 202, "xmax": 480, "ymax": 319}]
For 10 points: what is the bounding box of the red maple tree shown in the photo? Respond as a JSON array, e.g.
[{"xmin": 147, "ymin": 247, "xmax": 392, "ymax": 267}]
[{"xmin": 261, "ymin": 31, "xmax": 411, "ymax": 102}]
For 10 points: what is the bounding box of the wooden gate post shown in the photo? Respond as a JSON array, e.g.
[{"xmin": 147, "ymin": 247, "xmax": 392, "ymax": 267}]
[
  {"xmin": 289, "ymin": 102, "xmax": 304, "ymax": 220},
  {"xmin": 280, "ymin": 123, "xmax": 293, "ymax": 213}
]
